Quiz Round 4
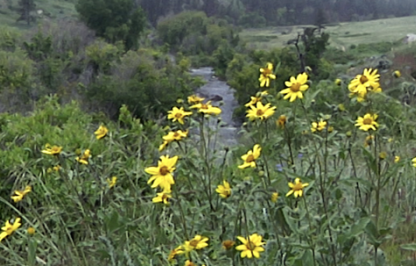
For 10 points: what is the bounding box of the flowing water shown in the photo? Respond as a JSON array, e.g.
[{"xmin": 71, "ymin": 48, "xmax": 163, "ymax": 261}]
[{"xmin": 190, "ymin": 67, "xmax": 240, "ymax": 149}]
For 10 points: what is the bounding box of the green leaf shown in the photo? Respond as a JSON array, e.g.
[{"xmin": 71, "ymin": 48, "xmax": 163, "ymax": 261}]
[
  {"xmin": 350, "ymin": 217, "xmax": 371, "ymax": 238},
  {"xmin": 400, "ymin": 243, "xmax": 416, "ymax": 251}
]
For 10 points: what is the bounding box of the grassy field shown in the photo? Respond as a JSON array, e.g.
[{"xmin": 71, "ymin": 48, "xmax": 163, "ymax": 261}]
[
  {"xmin": 0, "ymin": 0, "xmax": 76, "ymax": 30},
  {"xmin": 241, "ymin": 15, "xmax": 416, "ymax": 50}
]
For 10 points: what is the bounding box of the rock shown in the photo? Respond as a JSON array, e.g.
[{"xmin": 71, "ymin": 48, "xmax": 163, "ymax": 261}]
[{"xmin": 209, "ymin": 95, "xmax": 223, "ymax": 102}]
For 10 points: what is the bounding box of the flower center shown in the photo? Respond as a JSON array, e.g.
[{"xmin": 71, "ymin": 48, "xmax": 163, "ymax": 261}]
[
  {"xmin": 201, "ymin": 104, "xmax": 208, "ymax": 109},
  {"xmin": 293, "ymin": 183, "xmax": 303, "ymax": 191},
  {"xmin": 262, "ymin": 68, "xmax": 272, "ymax": 76},
  {"xmin": 246, "ymin": 154, "xmax": 255, "ymax": 162},
  {"xmin": 256, "ymin": 109, "xmax": 264, "ymax": 116},
  {"xmin": 189, "ymin": 239, "xmax": 199, "ymax": 247},
  {"xmin": 363, "ymin": 118, "xmax": 373, "ymax": 125},
  {"xmin": 360, "ymin": 75, "xmax": 369, "ymax": 84},
  {"xmin": 174, "ymin": 113, "xmax": 183, "ymax": 118},
  {"xmin": 159, "ymin": 166, "xmax": 169, "ymax": 175},
  {"xmin": 246, "ymin": 241, "xmax": 256, "ymax": 251},
  {"xmin": 290, "ymin": 83, "xmax": 301, "ymax": 92}
]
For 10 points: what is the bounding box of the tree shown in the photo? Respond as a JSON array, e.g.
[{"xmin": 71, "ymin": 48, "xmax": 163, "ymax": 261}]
[
  {"xmin": 76, "ymin": 0, "xmax": 146, "ymax": 50},
  {"xmin": 16, "ymin": 0, "xmax": 36, "ymax": 25}
]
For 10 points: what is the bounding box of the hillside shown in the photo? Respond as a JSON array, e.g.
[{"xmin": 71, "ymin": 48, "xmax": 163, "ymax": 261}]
[{"xmin": 241, "ymin": 15, "xmax": 416, "ymax": 50}]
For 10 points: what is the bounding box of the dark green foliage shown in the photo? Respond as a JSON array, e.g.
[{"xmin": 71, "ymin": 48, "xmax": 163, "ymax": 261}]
[
  {"xmin": 75, "ymin": 0, "xmax": 146, "ymax": 50},
  {"xmin": 83, "ymin": 49, "xmax": 204, "ymax": 119},
  {"xmin": 16, "ymin": 0, "xmax": 36, "ymax": 25}
]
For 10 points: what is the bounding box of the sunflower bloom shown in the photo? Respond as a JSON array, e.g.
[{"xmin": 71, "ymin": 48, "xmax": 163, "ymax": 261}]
[
  {"xmin": 335, "ymin": 78, "xmax": 342, "ymax": 86},
  {"xmin": 393, "ymin": 70, "xmax": 401, "ymax": 78},
  {"xmin": 159, "ymin": 130, "xmax": 189, "ymax": 151},
  {"xmin": 168, "ymin": 247, "xmax": 183, "ymax": 262},
  {"xmin": 355, "ymin": 113, "xmax": 379, "ymax": 131},
  {"xmin": 107, "ymin": 176, "xmax": 117, "ymax": 189},
  {"xmin": 188, "ymin": 95, "xmax": 205, "ymax": 104},
  {"xmin": 286, "ymin": 178, "xmax": 309, "ymax": 198},
  {"xmin": 41, "ymin": 144, "xmax": 62, "ymax": 156},
  {"xmin": 236, "ymin": 233, "xmax": 265, "ymax": 259},
  {"xmin": 27, "ymin": 227, "xmax": 35, "ymax": 235},
  {"xmin": 0, "ymin": 218, "xmax": 21, "ymax": 242},
  {"xmin": 191, "ymin": 101, "xmax": 221, "ymax": 116},
  {"xmin": 145, "ymin": 155, "xmax": 178, "ymax": 191},
  {"xmin": 394, "ymin": 156, "xmax": 400, "ymax": 163},
  {"xmin": 222, "ymin": 240, "xmax": 235, "ymax": 250},
  {"xmin": 152, "ymin": 191, "xmax": 172, "ymax": 205},
  {"xmin": 11, "ymin": 186, "xmax": 32, "ymax": 203},
  {"xmin": 259, "ymin": 63, "xmax": 276, "ymax": 87},
  {"xmin": 177, "ymin": 235, "xmax": 209, "ymax": 255},
  {"xmin": 246, "ymin": 102, "xmax": 276, "ymax": 121},
  {"xmin": 412, "ymin": 157, "xmax": 416, "ymax": 167},
  {"xmin": 238, "ymin": 144, "xmax": 261, "ymax": 169},
  {"xmin": 280, "ymin": 73, "xmax": 309, "ymax": 102},
  {"xmin": 168, "ymin": 107, "xmax": 193, "ymax": 124},
  {"xmin": 76, "ymin": 149, "xmax": 91, "ymax": 165},
  {"xmin": 216, "ymin": 180, "xmax": 231, "ymax": 198},
  {"xmin": 311, "ymin": 119, "xmax": 327, "ymax": 132},
  {"xmin": 348, "ymin": 68, "xmax": 380, "ymax": 100},
  {"xmin": 245, "ymin": 96, "xmax": 262, "ymax": 107},
  {"xmin": 94, "ymin": 125, "xmax": 108, "ymax": 140}
]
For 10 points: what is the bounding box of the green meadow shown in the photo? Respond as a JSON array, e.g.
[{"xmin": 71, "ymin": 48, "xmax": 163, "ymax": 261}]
[{"xmin": 1, "ymin": 4, "xmax": 416, "ymax": 265}]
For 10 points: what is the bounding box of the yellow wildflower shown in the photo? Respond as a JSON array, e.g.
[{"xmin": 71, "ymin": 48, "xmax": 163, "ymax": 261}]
[
  {"xmin": 41, "ymin": 144, "xmax": 62, "ymax": 156},
  {"xmin": 245, "ymin": 96, "xmax": 262, "ymax": 107},
  {"xmin": 335, "ymin": 78, "xmax": 342, "ymax": 86},
  {"xmin": 355, "ymin": 113, "xmax": 379, "ymax": 131},
  {"xmin": 27, "ymin": 227, "xmax": 35, "ymax": 235},
  {"xmin": 236, "ymin": 233, "xmax": 265, "ymax": 259},
  {"xmin": 76, "ymin": 149, "xmax": 91, "ymax": 165},
  {"xmin": 394, "ymin": 156, "xmax": 400, "ymax": 163},
  {"xmin": 94, "ymin": 125, "xmax": 108, "ymax": 140},
  {"xmin": 190, "ymin": 101, "xmax": 221, "ymax": 116},
  {"xmin": 238, "ymin": 144, "xmax": 261, "ymax": 169},
  {"xmin": 311, "ymin": 119, "xmax": 327, "ymax": 132},
  {"xmin": 393, "ymin": 70, "xmax": 401, "ymax": 78},
  {"xmin": 246, "ymin": 102, "xmax": 276, "ymax": 121},
  {"xmin": 11, "ymin": 185, "xmax": 32, "ymax": 203},
  {"xmin": 348, "ymin": 68, "xmax": 380, "ymax": 100},
  {"xmin": 286, "ymin": 178, "xmax": 309, "ymax": 198},
  {"xmin": 259, "ymin": 62, "xmax": 276, "ymax": 87},
  {"xmin": 107, "ymin": 176, "xmax": 117, "ymax": 189},
  {"xmin": 168, "ymin": 247, "xmax": 182, "ymax": 262},
  {"xmin": 216, "ymin": 180, "xmax": 231, "ymax": 198},
  {"xmin": 280, "ymin": 73, "xmax": 309, "ymax": 102},
  {"xmin": 276, "ymin": 115, "xmax": 287, "ymax": 128},
  {"xmin": 168, "ymin": 107, "xmax": 193, "ymax": 124},
  {"xmin": 412, "ymin": 157, "xmax": 416, "ymax": 167},
  {"xmin": 222, "ymin": 240, "xmax": 235, "ymax": 250},
  {"xmin": 0, "ymin": 218, "xmax": 21, "ymax": 242},
  {"xmin": 271, "ymin": 192, "xmax": 278, "ymax": 203},
  {"xmin": 145, "ymin": 155, "xmax": 178, "ymax": 191},
  {"xmin": 188, "ymin": 95, "xmax": 205, "ymax": 104},
  {"xmin": 379, "ymin": 152, "xmax": 387, "ymax": 160},
  {"xmin": 185, "ymin": 260, "xmax": 196, "ymax": 266},
  {"xmin": 364, "ymin": 135, "xmax": 374, "ymax": 147},
  {"xmin": 152, "ymin": 191, "xmax": 172, "ymax": 205},
  {"xmin": 338, "ymin": 104, "xmax": 346, "ymax": 112},
  {"xmin": 159, "ymin": 130, "xmax": 188, "ymax": 151}
]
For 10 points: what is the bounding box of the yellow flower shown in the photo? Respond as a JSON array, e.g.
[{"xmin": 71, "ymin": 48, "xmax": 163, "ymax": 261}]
[
  {"xmin": 276, "ymin": 115, "xmax": 287, "ymax": 128},
  {"xmin": 245, "ymin": 96, "xmax": 262, "ymax": 107},
  {"xmin": 286, "ymin": 178, "xmax": 309, "ymax": 198},
  {"xmin": 94, "ymin": 125, "xmax": 108, "ymax": 140},
  {"xmin": 412, "ymin": 157, "xmax": 416, "ymax": 167},
  {"xmin": 216, "ymin": 180, "xmax": 231, "ymax": 198},
  {"xmin": 152, "ymin": 191, "xmax": 172, "ymax": 205},
  {"xmin": 188, "ymin": 95, "xmax": 205, "ymax": 104},
  {"xmin": 335, "ymin": 78, "xmax": 342, "ymax": 86},
  {"xmin": 0, "ymin": 218, "xmax": 21, "ymax": 242},
  {"xmin": 394, "ymin": 156, "xmax": 400, "ymax": 163},
  {"xmin": 222, "ymin": 240, "xmax": 235, "ymax": 250},
  {"xmin": 238, "ymin": 144, "xmax": 261, "ymax": 169},
  {"xmin": 177, "ymin": 235, "xmax": 209, "ymax": 255},
  {"xmin": 41, "ymin": 144, "xmax": 62, "ymax": 156},
  {"xmin": 311, "ymin": 119, "xmax": 327, "ymax": 132},
  {"xmin": 280, "ymin": 73, "xmax": 309, "ymax": 102},
  {"xmin": 191, "ymin": 101, "xmax": 222, "ymax": 116},
  {"xmin": 107, "ymin": 176, "xmax": 117, "ymax": 189},
  {"xmin": 379, "ymin": 152, "xmax": 387, "ymax": 160},
  {"xmin": 168, "ymin": 107, "xmax": 193, "ymax": 124},
  {"xmin": 145, "ymin": 155, "xmax": 178, "ymax": 191},
  {"xmin": 393, "ymin": 70, "xmax": 401, "ymax": 78},
  {"xmin": 328, "ymin": 126, "xmax": 334, "ymax": 133},
  {"xmin": 168, "ymin": 247, "xmax": 182, "ymax": 262},
  {"xmin": 185, "ymin": 260, "xmax": 196, "ymax": 266},
  {"xmin": 246, "ymin": 102, "xmax": 276, "ymax": 121},
  {"xmin": 27, "ymin": 227, "xmax": 35, "ymax": 235},
  {"xmin": 338, "ymin": 103, "xmax": 346, "ymax": 112},
  {"xmin": 259, "ymin": 62, "xmax": 276, "ymax": 87},
  {"xmin": 348, "ymin": 68, "xmax": 380, "ymax": 100},
  {"xmin": 76, "ymin": 149, "xmax": 91, "ymax": 165},
  {"xmin": 355, "ymin": 113, "xmax": 379, "ymax": 131},
  {"xmin": 159, "ymin": 130, "xmax": 188, "ymax": 151},
  {"xmin": 271, "ymin": 192, "xmax": 278, "ymax": 203},
  {"xmin": 236, "ymin": 233, "xmax": 265, "ymax": 259},
  {"xmin": 11, "ymin": 185, "xmax": 32, "ymax": 203}
]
